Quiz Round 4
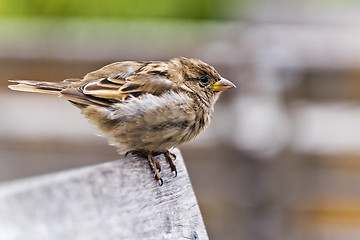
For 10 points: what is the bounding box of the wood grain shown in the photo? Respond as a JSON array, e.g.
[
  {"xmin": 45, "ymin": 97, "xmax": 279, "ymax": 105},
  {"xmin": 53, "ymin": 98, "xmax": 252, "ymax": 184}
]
[{"xmin": 0, "ymin": 149, "xmax": 208, "ymax": 240}]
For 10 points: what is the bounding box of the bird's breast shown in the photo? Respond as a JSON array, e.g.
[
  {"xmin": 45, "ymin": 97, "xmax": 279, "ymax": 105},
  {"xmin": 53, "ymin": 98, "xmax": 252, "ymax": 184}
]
[{"xmin": 99, "ymin": 91, "xmax": 211, "ymax": 152}]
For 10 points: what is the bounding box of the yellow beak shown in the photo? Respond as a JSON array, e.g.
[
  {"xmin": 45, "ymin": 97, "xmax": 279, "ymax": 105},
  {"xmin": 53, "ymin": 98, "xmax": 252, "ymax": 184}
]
[{"xmin": 210, "ymin": 77, "xmax": 236, "ymax": 92}]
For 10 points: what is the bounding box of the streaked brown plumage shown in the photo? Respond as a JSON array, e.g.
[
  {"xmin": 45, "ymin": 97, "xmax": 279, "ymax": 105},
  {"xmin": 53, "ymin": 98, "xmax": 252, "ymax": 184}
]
[{"xmin": 8, "ymin": 57, "xmax": 235, "ymax": 185}]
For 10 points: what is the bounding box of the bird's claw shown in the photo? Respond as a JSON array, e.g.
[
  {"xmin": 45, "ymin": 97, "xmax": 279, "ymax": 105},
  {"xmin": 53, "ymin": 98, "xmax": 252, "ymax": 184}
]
[
  {"xmin": 124, "ymin": 151, "xmax": 131, "ymax": 157},
  {"xmin": 154, "ymin": 173, "xmax": 163, "ymax": 186},
  {"xmin": 164, "ymin": 150, "xmax": 177, "ymax": 178},
  {"xmin": 125, "ymin": 150, "xmax": 139, "ymax": 157},
  {"xmin": 173, "ymin": 169, "xmax": 177, "ymax": 177}
]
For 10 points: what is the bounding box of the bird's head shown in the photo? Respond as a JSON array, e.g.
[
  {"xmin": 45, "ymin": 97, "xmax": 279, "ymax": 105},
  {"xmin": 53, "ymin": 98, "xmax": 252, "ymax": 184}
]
[{"xmin": 169, "ymin": 57, "xmax": 236, "ymax": 105}]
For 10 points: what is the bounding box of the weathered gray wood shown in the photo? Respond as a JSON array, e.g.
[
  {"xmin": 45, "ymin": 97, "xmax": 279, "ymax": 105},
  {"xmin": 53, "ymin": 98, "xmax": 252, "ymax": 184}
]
[{"xmin": 0, "ymin": 149, "xmax": 207, "ymax": 240}]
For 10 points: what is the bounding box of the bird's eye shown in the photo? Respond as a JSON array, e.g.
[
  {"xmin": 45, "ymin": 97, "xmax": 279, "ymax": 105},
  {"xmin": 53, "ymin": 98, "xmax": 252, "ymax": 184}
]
[{"xmin": 199, "ymin": 76, "xmax": 210, "ymax": 86}]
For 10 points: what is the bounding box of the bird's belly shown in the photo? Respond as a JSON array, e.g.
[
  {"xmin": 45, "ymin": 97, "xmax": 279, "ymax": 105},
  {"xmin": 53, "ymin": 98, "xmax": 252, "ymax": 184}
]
[
  {"xmin": 83, "ymin": 91, "xmax": 209, "ymax": 153},
  {"xmin": 111, "ymin": 114, "xmax": 198, "ymax": 153},
  {"xmin": 109, "ymin": 94, "xmax": 203, "ymax": 152}
]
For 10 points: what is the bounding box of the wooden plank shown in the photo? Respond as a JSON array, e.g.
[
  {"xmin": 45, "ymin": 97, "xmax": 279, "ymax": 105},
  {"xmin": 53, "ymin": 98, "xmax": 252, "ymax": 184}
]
[{"xmin": 0, "ymin": 149, "xmax": 208, "ymax": 240}]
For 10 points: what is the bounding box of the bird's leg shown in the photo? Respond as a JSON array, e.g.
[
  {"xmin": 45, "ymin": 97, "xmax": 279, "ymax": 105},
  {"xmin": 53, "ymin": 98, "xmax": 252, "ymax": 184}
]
[
  {"xmin": 151, "ymin": 151, "xmax": 164, "ymax": 172},
  {"xmin": 154, "ymin": 159, "xmax": 161, "ymax": 172},
  {"xmin": 147, "ymin": 153, "xmax": 163, "ymax": 186},
  {"xmin": 126, "ymin": 150, "xmax": 163, "ymax": 185},
  {"xmin": 164, "ymin": 150, "xmax": 177, "ymax": 177}
]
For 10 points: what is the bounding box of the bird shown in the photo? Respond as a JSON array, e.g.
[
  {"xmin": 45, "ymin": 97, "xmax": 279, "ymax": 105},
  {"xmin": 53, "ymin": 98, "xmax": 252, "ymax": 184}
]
[{"xmin": 8, "ymin": 57, "xmax": 236, "ymax": 185}]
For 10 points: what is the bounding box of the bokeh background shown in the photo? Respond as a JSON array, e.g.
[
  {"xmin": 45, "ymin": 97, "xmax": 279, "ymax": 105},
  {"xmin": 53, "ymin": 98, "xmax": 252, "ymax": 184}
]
[{"xmin": 2, "ymin": 0, "xmax": 360, "ymax": 239}]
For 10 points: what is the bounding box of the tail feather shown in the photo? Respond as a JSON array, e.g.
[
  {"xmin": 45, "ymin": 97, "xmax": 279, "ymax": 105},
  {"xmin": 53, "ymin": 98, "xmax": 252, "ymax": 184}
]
[
  {"xmin": 8, "ymin": 79, "xmax": 112, "ymax": 108},
  {"xmin": 8, "ymin": 80, "xmax": 68, "ymax": 95}
]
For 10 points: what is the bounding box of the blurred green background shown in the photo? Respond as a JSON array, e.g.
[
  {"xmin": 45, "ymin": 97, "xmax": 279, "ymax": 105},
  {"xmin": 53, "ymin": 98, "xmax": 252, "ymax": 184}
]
[{"xmin": 0, "ymin": 0, "xmax": 242, "ymax": 19}]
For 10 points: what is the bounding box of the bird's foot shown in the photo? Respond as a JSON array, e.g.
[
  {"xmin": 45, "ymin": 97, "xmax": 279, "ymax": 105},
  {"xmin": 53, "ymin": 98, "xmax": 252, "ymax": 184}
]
[
  {"xmin": 125, "ymin": 150, "xmax": 140, "ymax": 157},
  {"xmin": 147, "ymin": 153, "xmax": 163, "ymax": 186},
  {"xmin": 125, "ymin": 149, "xmax": 177, "ymax": 185},
  {"xmin": 164, "ymin": 150, "xmax": 177, "ymax": 177}
]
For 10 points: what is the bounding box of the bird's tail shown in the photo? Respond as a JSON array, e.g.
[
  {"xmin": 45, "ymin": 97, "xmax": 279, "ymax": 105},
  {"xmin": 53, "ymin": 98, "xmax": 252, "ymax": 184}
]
[{"xmin": 8, "ymin": 80, "xmax": 72, "ymax": 95}]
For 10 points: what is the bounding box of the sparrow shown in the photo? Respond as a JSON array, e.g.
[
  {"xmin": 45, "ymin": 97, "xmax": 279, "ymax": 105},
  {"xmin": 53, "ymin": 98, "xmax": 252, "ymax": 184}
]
[{"xmin": 8, "ymin": 57, "xmax": 235, "ymax": 185}]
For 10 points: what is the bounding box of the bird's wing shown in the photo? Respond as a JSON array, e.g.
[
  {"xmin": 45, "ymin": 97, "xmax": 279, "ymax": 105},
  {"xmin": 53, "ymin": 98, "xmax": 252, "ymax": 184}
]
[{"xmin": 60, "ymin": 61, "xmax": 179, "ymax": 107}]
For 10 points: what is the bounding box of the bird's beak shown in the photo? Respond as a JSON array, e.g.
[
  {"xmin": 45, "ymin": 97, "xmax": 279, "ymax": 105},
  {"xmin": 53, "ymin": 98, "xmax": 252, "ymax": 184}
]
[{"xmin": 210, "ymin": 77, "xmax": 236, "ymax": 92}]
